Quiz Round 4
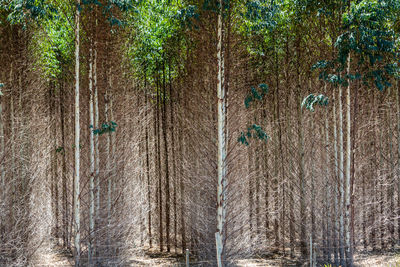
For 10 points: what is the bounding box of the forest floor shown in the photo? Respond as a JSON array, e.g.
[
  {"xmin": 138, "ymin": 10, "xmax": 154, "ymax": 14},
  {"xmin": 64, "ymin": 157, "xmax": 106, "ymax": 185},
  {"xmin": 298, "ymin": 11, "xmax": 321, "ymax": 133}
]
[
  {"xmin": 31, "ymin": 243, "xmax": 400, "ymax": 266},
  {"xmin": 31, "ymin": 242, "xmax": 73, "ymax": 266}
]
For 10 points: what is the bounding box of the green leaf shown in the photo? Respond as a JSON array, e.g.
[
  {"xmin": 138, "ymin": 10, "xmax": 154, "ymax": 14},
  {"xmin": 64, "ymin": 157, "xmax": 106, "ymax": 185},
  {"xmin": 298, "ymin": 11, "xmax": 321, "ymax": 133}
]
[
  {"xmin": 238, "ymin": 124, "xmax": 269, "ymax": 146},
  {"xmin": 302, "ymin": 94, "xmax": 329, "ymax": 112}
]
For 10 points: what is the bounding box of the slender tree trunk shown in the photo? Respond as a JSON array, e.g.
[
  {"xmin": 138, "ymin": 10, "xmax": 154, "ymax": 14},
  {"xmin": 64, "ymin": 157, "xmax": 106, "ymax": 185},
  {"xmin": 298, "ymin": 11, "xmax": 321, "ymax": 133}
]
[
  {"xmin": 397, "ymin": 80, "xmax": 400, "ymax": 246},
  {"xmin": 248, "ymin": 144, "xmax": 254, "ymax": 241},
  {"xmin": 362, "ymin": 131, "xmax": 367, "ymax": 249},
  {"xmin": 144, "ymin": 72, "xmax": 152, "ymax": 248},
  {"xmin": 105, "ymin": 65, "xmax": 115, "ymax": 253},
  {"xmin": 178, "ymin": 87, "xmax": 186, "ymax": 252},
  {"xmin": 371, "ymin": 90, "xmax": 377, "ymax": 251},
  {"xmin": 0, "ymin": 83, "xmax": 4, "ymax": 239},
  {"xmin": 49, "ymin": 83, "xmax": 60, "ymax": 244},
  {"xmin": 296, "ymin": 55, "xmax": 307, "ymax": 260},
  {"xmin": 156, "ymin": 76, "xmax": 163, "ymax": 252},
  {"xmin": 379, "ymin": 111, "xmax": 385, "ymax": 250},
  {"xmin": 332, "ymin": 88, "xmax": 339, "ymax": 266},
  {"xmin": 93, "ymin": 33, "xmax": 100, "ymax": 259},
  {"xmin": 345, "ymin": 54, "xmax": 353, "ymax": 266},
  {"xmin": 263, "ymin": 108, "xmax": 270, "ymax": 242},
  {"xmin": 276, "ymin": 47, "xmax": 285, "ymax": 255},
  {"xmin": 216, "ymin": 1, "xmax": 227, "ymax": 264},
  {"xmin": 94, "ymin": 37, "xmax": 100, "ymax": 227},
  {"xmin": 88, "ymin": 39, "xmax": 95, "ymax": 266},
  {"xmin": 73, "ymin": 2, "xmax": 81, "ymax": 264},
  {"xmin": 169, "ymin": 64, "xmax": 178, "ymax": 253},
  {"xmin": 338, "ymin": 84, "xmax": 345, "ymax": 266},
  {"xmin": 310, "ymin": 118, "xmax": 316, "ymax": 254},
  {"xmin": 10, "ymin": 65, "xmax": 15, "ymax": 235},
  {"xmin": 387, "ymin": 88, "xmax": 395, "ymax": 248},
  {"xmin": 162, "ymin": 61, "xmax": 171, "ymax": 252},
  {"xmin": 324, "ymin": 82, "xmax": 332, "ymax": 263},
  {"xmin": 255, "ymin": 145, "xmax": 261, "ymax": 237},
  {"xmin": 287, "ymin": 93, "xmax": 294, "ymax": 258},
  {"xmin": 59, "ymin": 81, "xmax": 69, "ymax": 250}
]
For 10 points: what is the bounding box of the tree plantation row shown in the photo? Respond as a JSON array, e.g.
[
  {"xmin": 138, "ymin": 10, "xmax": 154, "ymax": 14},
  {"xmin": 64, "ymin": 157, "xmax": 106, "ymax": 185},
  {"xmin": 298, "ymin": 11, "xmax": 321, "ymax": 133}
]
[{"xmin": 0, "ymin": 0, "xmax": 400, "ymax": 266}]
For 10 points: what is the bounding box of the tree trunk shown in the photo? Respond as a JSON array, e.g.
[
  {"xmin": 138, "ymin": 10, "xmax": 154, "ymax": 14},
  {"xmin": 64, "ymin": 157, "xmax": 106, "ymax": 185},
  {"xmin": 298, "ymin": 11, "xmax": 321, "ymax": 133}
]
[
  {"xmin": 297, "ymin": 62, "xmax": 307, "ymax": 260},
  {"xmin": 94, "ymin": 37, "xmax": 100, "ymax": 228},
  {"xmin": 216, "ymin": 0, "xmax": 227, "ymax": 264},
  {"xmin": 332, "ymin": 87, "xmax": 339, "ymax": 266},
  {"xmin": 248, "ymin": 144, "xmax": 254, "ymax": 241},
  {"xmin": 387, "ymin": 87, "xmax": 395, "ymax": 248},
  {"xmin": 144, "ymin": 72, "xmax": 152, "ymax": 248},
  {"xmin": 397, "ymin": 81, "xmax": 400, "ymax": 246},
  {"xmin": 156, "ymin": 75, "xmax": 163, "ymax": 252},
  {"xmin": 169, "ymin": 64, "xmax": 178, "ymax": 252},
  {"xmin": 338, "ymin": 84, "xmax": 345, "ymax": 266},
  {"xmin": 162, "ymin": 61, "xmax": 171, "ymax": 252},
  {"xmin": 345, "ymin": 54, "xmax": 353, "ymax": 266},
  {"xmin": 73, "ymin": 2, "xmax": 81, "ymax": 265},
  {"xmin": 371, "ymin": 90, "xmax": 377, "ymax": 251},
  {"xmin": 263, "ymin": 108, "xmax": 270, "ymax": 242},
  {"xmin": 324, "ymin": 82, "xmax": 332, "ymax": 263},
  {"xmin": 0, "ymin": 75, "xmax": 5, "ymax": 240},
  {"xmin": 88, "ymin": 38, "xmax": 95, "ymax": 266},
  {"xmin": 59, "ymin": 81, "xmax": 69, "ymax": 249},
  {"xmin": 178, "ymin": 87, "xmax": 186, "ymax": 252}
]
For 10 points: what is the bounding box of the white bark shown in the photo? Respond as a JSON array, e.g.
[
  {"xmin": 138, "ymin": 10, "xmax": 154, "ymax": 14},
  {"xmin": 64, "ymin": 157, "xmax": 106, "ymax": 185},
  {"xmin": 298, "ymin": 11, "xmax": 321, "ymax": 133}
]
[
  {"xmin": 332, "ymin": 87, "xmax": 339, "ymax": 265},
  {"xmin": 324, "ymin": 82, "xmax": 331, "ymax": 261},
  {"xmin": 88, "ymin": 40, "xmax": 95, "ymax": 266},
  {"xmin": 338, "ymin": 84, "xmax": 345, "ymax": 265},
  {"xmin": 10, "ymin": 65, "xmax": 15, "ymax": 199},
  {"xmin": 74, "ymin": 2, "xmax": 81, "ymax": 265},
  {"xmin": 0, "ymin": 95, "xmax": 3, "ymax": 198},
  {"xmin": 0, "ymin": 79, "xmax": 4, "ymax": 234},
  {"xmin": 397, "ymin": 81, "xmax": 400, "ymax": 244},
  {"xmin": 106, "ymin": 66, "xmax": 114, "ymax": 224},
  {"xmin": 216, "ymin": 0, "xmax": 226, "ymax": 265},
  {"xmin": 345, "ymin": 54, "xmax": 353, "ymax": 265},
  {"xmin": 94, "ymin": 38, "xmax": 100, "ymax": 222}
]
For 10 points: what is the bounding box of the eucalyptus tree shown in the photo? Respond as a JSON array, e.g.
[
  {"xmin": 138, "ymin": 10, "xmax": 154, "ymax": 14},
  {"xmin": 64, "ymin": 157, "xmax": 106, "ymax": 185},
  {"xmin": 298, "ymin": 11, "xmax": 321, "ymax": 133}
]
[
  {"xmin": 125, "ymin": 0, "xmax": 191, "ymax": 253},
  {"xmin": 313, "ymin": 1, "xmax": 400, "ymax": 265},
  {"xmin": 216, "ymin": 0, "xmax": 226, "ymax": 264}
]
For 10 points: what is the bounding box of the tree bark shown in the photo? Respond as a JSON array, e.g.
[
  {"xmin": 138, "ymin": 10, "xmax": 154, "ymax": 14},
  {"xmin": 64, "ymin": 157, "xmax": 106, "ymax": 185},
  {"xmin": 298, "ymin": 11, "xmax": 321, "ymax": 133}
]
[
  {"xmin": 168, "ymin": 63, "xmax": 178, "ymax": 252},
  {"xmin": 338, "ymin": 84, "xmax": 345, "ymax": 266},
  {"xmin": 88, "ymin": 38, "xmax": 95, "ymax": 266},
  {"xmin": 73, "ymin": 2, "xmax": 81, "ymax": 265},
  {"xmin": 332, "ymin": 88, "xmax": 339, "ymax": 266},
  {"xmin": 216, "ymin": 0, "xmax": 227, "ymax": 264},
  {"xmin": 162, "ymin": 61, "xmax": 171, "ymax": 252},
  {"xmin": 156, "ymin": 74, "xmax": 163, "ymax": 252},
  {"xmin": 345, "ymin": 54, "xmax": 353, "ymax": 266}
]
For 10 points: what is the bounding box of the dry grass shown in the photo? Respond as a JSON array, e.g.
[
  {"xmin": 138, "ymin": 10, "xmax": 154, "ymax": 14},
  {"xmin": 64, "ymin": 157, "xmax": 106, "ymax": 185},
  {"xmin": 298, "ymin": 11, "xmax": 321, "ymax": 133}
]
[{"xmin": 31, "ymin": 245, "xmax": 400, "ymax": 267}]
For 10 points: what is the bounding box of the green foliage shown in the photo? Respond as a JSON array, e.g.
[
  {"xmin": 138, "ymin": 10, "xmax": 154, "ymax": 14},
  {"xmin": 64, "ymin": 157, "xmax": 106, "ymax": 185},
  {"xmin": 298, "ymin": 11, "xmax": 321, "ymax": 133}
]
[
  {"xmin": 237, "ymin": 0, "xmax": 280, "ymax": 58},
  {"xmin": 93, "ymin": 121, "xmax": 117, "ymax": 135},
  {"xmin": 174, "ymin": 5, "xmax": 199, "ymax": 29},
  {"xmin": 313, "ymin": 0, "xmax": 400, "ymax": 90},
  {"xmin": 55, "ymin": 146, "xmax": 64, "ymax": 154},
  {"xmin": 244, "ymin": 83, "xmax": 269, "ymax": 108},
  {"xmin": 301, "ymin": 94, "xmax": 329, "ymax": 112},
  {"xmin": 238, "ymin": 124, "xmax": 269, "ymax": 146},
  {"xmin": 126, "ymin": 0, "xmax": 188, "ymax": 86},
  {"xmin": 102, "ymin": 0, "xmax": 134, "ymax": 27},
  {"xmin": 3, "ymin": 0, "xmax": 58, "ymax": 24},
  {"xmin": 0, "ymin": 83, "xmax": 3, "ymax": 96},
  {"xmin": 31, "ymin": 12, "xmax": 74, "ymax": 80},
  {"xmin": 242, "ymin": 0, "xmax": 279, "ymax": 32}
]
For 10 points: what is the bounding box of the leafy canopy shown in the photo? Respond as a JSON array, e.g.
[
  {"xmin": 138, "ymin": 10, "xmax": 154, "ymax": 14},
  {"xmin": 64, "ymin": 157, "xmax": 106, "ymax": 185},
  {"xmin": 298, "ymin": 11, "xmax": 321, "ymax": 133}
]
[{"xmin": 314, "ymin": 0, "xmax": 400, "ymax": 90}]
